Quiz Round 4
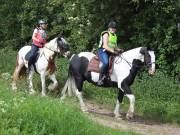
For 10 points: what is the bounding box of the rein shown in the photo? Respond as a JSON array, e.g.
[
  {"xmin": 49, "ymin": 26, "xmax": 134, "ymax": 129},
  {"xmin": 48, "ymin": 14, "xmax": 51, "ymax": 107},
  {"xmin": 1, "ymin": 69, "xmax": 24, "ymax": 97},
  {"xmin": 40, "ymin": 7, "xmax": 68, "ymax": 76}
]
[
  {"xmin": 115, "ymin": 54, "xmax": 132, "ymax": 68},
  {"xmin": 41, "ymin": 46, "xmax": 58, "ymax": 62},
  {"xmin": 115, "ymin": 54, "xmax": 155, "ymax": 68},
  {"xmin": 44, "ymin": 46, "xmax": 58, "ymax": 53}
]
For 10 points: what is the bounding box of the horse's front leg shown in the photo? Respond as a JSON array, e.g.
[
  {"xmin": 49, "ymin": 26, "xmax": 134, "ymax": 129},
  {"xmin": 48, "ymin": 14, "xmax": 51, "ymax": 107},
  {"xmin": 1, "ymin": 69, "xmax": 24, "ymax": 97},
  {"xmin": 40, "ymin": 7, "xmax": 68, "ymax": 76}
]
[
  {"xmin": 40, "ymin": 72, "xmax": 46, "ymax": 96},
  {"xmin": 48, "ymin": 73, "xmax": 58, "ymax": 91},
  {"xmin": 115, "ymin": 79, "xmax": 135, "ymax": 119},
  {"xmin": 121, "ymin": 81, "xmax": 135, "ymax": 119},
  {"xmin": 28, "ymin": 71, "xmax": 35, "ymax": 94},
  {"xmin": 114, "ymin": 89, "xmax": 124, "ymax": 118},
  {"xmin": 126, "ymin": 94, "xmax": 135, "ymax": 119}
]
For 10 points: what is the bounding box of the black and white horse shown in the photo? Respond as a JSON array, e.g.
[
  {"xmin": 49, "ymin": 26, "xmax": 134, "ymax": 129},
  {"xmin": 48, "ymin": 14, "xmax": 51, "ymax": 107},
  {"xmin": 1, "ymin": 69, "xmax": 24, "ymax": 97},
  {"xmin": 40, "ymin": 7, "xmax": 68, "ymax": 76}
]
[{"xmin": 61, "ymin": 47, "xmax": 155, "ymax": 119}]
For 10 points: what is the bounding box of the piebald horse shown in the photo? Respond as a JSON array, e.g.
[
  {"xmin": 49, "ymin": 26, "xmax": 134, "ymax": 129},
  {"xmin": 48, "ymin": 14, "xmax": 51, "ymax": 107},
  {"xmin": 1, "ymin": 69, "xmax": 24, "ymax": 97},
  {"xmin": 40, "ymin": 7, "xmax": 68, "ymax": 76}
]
[
  {"xmin": 12, "ymin": 37, "xmax": 70, "ymax": 96},
  {"xmin": 61, "ymin": 47, "xmax": 155, "ymax": 119}
]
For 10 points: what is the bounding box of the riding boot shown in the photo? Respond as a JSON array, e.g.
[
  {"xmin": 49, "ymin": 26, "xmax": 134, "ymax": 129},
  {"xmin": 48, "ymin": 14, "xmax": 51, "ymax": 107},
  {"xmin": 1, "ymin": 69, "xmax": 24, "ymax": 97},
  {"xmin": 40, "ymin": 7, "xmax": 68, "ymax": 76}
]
[{"xmin": 97, "ymin": 70, "xmax": 106, "ymax": 85}]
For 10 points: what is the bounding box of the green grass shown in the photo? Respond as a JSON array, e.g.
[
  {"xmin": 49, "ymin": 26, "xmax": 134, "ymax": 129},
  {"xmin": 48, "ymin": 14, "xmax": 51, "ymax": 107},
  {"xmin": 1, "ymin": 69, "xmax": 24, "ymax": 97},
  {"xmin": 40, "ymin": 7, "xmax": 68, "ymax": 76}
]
[{"xmin": 133, "ymin": 72, "xmax": 180, "ymax": 124}]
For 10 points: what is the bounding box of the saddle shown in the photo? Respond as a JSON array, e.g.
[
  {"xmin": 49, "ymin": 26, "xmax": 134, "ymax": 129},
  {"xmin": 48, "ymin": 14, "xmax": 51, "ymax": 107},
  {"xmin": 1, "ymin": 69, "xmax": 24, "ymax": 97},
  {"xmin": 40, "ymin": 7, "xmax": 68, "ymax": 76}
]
[{"xmin": 87, "ymin": 54, "xmax": 115, "ymax": 75}]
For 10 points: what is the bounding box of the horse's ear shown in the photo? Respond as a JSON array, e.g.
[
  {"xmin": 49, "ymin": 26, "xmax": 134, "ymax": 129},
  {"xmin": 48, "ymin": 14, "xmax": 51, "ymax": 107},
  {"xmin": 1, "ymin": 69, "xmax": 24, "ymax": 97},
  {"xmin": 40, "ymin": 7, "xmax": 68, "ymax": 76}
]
[
  {"xmin": 140, "ymin": 47, "xmax": 147, "ymax": 54},
  {"xmin": 147, "ymin": 47, "xmax": 155, "ymax": 51},
  {"xmin": 57, "ymin": 37, "xmax": 62, "ymax": 41}
]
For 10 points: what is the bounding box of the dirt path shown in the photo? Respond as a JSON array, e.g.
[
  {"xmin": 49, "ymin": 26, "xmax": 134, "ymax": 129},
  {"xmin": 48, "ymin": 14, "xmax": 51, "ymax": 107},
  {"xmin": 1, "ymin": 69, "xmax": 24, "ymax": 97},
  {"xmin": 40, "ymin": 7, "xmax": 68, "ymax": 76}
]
[{"xmin": 85, "ymin": 100, "xmax": 180, "ymax": 135}]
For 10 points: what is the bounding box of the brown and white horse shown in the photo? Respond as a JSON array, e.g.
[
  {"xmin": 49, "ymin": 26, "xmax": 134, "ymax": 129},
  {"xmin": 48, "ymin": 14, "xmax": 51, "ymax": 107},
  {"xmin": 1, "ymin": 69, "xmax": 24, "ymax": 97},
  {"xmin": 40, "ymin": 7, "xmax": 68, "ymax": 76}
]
[{"xmin": 12, "ymin": 37, "xmax": 70, "ymax": 96}]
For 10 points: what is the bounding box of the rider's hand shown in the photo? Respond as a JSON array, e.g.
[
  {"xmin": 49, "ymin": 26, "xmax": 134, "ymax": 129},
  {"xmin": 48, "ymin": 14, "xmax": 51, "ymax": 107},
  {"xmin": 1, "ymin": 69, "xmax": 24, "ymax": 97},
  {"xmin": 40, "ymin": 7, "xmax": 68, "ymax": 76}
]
[
  {"xmin": 39, "ymin": 38, "xmax": 45, "ymax": 44},
  {"xmin": 118, "ymin": 49, "xmax": 124, "ymax": 53},
  {"xmin": 114, "ymin": 50, "xmax": 119, "ymax": 55}
]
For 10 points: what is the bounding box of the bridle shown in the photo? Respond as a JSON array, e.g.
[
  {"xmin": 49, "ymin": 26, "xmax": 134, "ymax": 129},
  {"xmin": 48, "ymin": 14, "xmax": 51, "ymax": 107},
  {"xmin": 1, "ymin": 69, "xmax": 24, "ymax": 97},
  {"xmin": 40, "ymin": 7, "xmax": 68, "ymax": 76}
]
[
  {"xmin": 41, "ymin": 39, "xmax": 66, "ymax": 62},
  {"xmin": 115, "ymin": 54, "xmax": 132, "ymax": 68},
  {"xmin": 115, "ymin": 53, "xmax": 154, "ymax": 69}
]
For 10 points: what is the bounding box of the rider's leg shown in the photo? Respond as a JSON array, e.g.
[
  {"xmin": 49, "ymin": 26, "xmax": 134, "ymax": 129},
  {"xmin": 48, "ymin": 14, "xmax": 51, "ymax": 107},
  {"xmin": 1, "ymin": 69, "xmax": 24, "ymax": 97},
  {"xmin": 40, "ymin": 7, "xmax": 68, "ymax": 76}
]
[
  {"xmin": 97, "ymin": 49, "xmax": 109, "ymax": 85},
  {"xmin": 27, "ymin": 44, "xmax": 39, "ymax": 73}
]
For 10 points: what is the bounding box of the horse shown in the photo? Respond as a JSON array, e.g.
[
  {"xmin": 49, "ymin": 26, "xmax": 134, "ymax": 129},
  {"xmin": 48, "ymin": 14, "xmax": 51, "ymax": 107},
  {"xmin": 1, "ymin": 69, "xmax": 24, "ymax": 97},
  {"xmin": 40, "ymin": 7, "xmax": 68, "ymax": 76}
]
[
  {"xmin": 61, "ymin": 47, "xmax": 155, "ymax": 119},
  {"xmin": 12, "ymin": 37, "xmax": 70, "ymax": 96}
]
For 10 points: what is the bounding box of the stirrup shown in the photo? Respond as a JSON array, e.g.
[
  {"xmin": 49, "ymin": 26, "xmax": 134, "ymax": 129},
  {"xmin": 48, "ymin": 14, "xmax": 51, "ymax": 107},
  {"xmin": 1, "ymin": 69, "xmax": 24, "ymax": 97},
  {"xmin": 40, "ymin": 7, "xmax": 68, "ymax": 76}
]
[
  {"xmin": 97, "ymin": 75, "xmax": 106, "ymax": 85},
  {"xmin": 97, "ymin": 79, "xmax": 103, "ymax": 85},
  {"xmin": 26, "ymin": 65, "xmax": 32, "ymax": 74}
]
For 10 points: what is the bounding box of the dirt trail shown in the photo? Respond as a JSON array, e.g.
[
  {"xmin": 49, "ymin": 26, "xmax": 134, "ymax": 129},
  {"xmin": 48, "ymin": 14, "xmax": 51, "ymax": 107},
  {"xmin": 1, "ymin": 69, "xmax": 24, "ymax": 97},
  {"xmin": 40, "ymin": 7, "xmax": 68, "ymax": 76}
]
[{"xmin": 85, "ymin": 100, "xmax": 180, "ymax": 135}]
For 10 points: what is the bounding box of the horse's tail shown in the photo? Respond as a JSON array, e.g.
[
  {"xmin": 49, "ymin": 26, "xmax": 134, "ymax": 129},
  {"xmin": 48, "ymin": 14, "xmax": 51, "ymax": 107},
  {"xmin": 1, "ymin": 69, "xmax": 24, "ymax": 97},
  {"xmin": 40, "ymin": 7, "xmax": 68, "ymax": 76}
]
[
  {"xmin": 61, "ymin": 75, "xmax": 76, "ymax": 97},
  {"xmin": 61, "ymin": 54, "xmax": 77, "ymax": 98}
]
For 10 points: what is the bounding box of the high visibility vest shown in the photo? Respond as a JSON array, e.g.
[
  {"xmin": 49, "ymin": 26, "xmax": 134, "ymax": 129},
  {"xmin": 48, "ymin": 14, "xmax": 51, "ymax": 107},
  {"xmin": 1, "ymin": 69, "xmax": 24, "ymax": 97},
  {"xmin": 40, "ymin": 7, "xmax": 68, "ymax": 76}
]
[{"xmin": 98, "ymin": 31, "xmax": 117, "ymax": 51}]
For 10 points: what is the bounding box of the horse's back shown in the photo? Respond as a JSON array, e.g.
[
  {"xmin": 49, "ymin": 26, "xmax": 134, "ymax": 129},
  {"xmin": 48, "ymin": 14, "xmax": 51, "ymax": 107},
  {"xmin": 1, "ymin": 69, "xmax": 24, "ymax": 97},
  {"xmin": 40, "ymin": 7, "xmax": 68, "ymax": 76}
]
[
  {"xmin": 78, "ymin": 52, "xmax": 96, "ymax": 61},
  {"xmin": 69, "ymin": 52, "xmax": 95, "ymax": 75}
]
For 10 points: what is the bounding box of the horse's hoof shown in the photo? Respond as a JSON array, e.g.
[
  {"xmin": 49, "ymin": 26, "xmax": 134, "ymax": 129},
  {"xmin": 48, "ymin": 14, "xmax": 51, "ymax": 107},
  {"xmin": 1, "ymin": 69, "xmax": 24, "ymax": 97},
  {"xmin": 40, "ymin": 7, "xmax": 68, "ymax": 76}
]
[
  {"xmin": 126, "ymin": 112, "xmax": 134, "ymax": 120},
  {"xmin": 41, "ymin": 93, "xmax": 47, "ymax": 97},
  {"xmin": 29, "ymin": 90, "xmax": 36, "ymax": 95},
  {"xmin": 60, "ymin": 95, "xmax": 66, "ymax": 101},
  {"xmin": 48, "ymin": 82, "xmax": 58, "ymax": 91},
  {"xmin": 114, "ymin": 113, "xmax": 122, "ymax": 119},
  {"xmin": 48, "ymin": 84, "xmax": 56, "ymax": 91},
  {"xmin": 12, "ymin": 87, "xmax": 17, "ymax": 91},
  {"xmin": 81, "ymin": 106, "xmax": 88, "ymax": 112},
  {"xmin": 11, "ymin": 83, "xmax": 17, "ymax": 91}
]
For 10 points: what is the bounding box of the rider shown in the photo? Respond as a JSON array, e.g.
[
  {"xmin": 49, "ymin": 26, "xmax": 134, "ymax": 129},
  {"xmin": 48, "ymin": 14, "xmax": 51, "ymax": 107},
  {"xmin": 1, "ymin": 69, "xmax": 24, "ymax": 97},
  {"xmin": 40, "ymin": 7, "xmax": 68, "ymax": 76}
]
[
  {"xmin": 27, "ymin": 19, "xmax": 48, "ymax": 73},
  {"xmin": 97, "ymin": 21, "xmax": 123, "ymax": 85}
]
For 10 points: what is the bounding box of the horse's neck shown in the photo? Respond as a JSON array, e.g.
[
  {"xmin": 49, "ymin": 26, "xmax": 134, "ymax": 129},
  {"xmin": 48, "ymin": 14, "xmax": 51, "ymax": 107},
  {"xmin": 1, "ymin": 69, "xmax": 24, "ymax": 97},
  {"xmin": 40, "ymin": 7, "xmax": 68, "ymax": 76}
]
[
  {"xmin": 41, "ymin": 43, "xmax": 55, "ymax": 59},
  {"xmin": 121, "ymin": 47, "xmax": 143, "ymax": 62}
]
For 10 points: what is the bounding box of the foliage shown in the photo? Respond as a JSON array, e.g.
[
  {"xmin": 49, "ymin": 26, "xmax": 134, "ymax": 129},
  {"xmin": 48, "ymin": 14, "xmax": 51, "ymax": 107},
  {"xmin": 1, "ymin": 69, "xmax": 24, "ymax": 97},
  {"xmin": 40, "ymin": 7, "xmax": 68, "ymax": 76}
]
[{"xmin": 0, "ymin": 0, "xmax": 179, "ymax": 79}]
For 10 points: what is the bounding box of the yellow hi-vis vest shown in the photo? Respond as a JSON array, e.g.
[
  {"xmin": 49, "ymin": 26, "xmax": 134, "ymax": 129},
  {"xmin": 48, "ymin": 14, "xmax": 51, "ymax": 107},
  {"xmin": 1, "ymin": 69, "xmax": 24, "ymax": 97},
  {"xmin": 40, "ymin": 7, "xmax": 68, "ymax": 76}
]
[{"xmin": 98, "ymin": 31, "xmax": 117, "ymax": 52}]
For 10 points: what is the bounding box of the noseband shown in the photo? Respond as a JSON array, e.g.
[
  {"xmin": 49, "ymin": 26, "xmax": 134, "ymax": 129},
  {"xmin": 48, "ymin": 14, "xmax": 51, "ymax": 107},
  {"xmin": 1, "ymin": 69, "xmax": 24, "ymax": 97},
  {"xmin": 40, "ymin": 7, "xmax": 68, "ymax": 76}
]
[{"xmin": 43, "ymin": 37, "xmax": 68, "ymax": 54}]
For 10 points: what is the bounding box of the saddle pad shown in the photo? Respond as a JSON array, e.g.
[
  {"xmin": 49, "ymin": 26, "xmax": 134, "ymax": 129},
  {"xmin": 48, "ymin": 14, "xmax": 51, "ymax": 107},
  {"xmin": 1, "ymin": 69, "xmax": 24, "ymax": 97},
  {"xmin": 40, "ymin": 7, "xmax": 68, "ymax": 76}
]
[
  {"xmin": 87, "ymin": 56, "xmax": 100, "ymax": 73},
  {"xmin": 87, "ymin": 55, "xmax": 114, "ymax": 74}
]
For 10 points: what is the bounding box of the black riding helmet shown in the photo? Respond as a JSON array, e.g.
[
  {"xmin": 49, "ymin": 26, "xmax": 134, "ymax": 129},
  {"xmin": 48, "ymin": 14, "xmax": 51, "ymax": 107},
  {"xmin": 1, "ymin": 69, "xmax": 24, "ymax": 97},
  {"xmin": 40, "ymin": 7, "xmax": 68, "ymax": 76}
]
[{"xmin": 108, "ymin": 21, "xmax": 117, "ymax": 29}]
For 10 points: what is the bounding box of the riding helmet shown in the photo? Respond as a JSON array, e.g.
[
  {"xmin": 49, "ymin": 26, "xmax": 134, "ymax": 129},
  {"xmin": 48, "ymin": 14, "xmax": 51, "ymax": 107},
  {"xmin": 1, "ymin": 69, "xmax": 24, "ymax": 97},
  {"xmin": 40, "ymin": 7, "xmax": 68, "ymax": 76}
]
[
  {"xmin": 108, "ymin": 21, "xmax": 117, "ymax": 29},
  {"xmin": 38, "ymin": 20, "xmax": 47, "ymax": 25}
]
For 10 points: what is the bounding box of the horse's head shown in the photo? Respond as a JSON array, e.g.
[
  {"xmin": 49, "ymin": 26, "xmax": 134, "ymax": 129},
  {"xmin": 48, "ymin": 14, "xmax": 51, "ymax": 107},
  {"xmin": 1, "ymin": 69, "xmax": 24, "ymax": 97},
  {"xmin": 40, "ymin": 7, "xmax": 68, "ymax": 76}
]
[
  {"xmin": 140, "ymin": 47, "xmax": 156, "ymax": 75},
  {"xmin": 56, "ymin": 37, "xmax": 70, "ymax": 58}
]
